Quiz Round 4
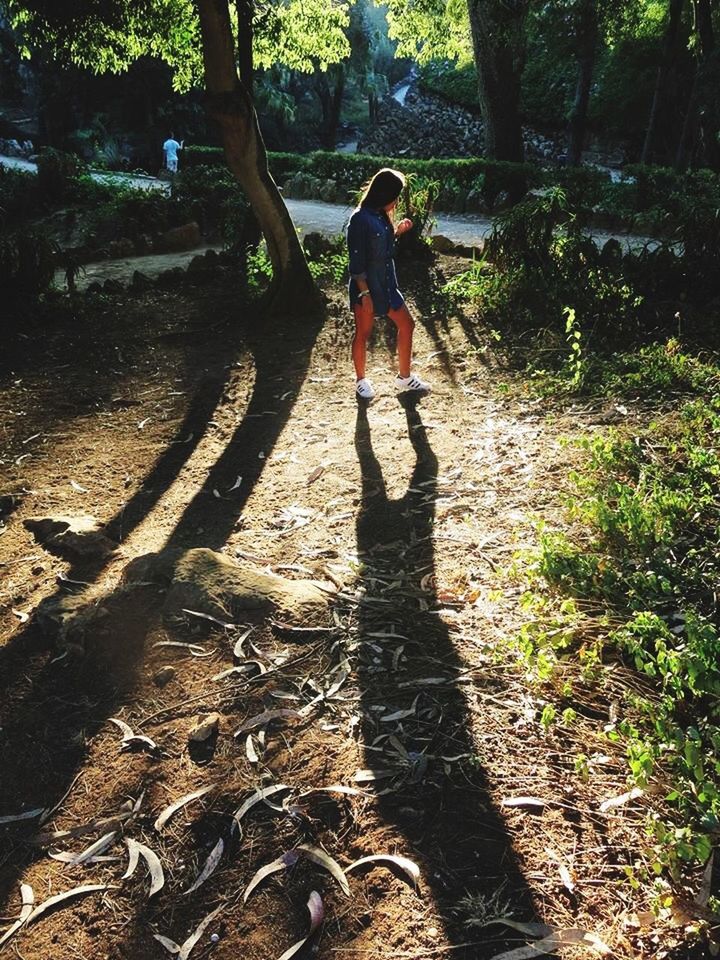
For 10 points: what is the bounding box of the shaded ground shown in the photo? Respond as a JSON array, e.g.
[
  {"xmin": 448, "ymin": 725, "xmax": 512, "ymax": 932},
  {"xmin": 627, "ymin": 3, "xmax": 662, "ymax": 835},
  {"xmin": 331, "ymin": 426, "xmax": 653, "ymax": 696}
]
[{"xmin": 0, "ymin": 263, "xmax": 693, "ymax": 959}]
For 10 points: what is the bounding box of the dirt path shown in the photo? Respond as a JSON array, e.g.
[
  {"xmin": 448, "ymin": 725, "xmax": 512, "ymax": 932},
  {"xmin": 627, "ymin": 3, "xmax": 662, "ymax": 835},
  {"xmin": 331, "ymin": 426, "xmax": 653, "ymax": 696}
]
[{"xmin": 0, "ymin": 270, "xmax": 673, "ymax": 959}]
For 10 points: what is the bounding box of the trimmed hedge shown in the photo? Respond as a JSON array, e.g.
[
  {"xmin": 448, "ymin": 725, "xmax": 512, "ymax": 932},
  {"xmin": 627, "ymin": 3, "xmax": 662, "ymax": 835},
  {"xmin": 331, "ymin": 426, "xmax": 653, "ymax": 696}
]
[
  {"xmin": 183, "ymin": 146, "xmax": 305, "ymax": 181},
  {"xmin": 184, "ymin": 146, "xmax": 542, "ymax": 211}
]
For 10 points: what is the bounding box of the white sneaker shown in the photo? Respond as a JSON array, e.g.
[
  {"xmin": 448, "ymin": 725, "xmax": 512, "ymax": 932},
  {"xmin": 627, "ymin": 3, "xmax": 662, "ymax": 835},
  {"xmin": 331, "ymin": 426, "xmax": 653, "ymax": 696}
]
[
  {"xmin": 395, "ymin": 373, "xmax": 431, "ymax": 393},
  {"xmin": 356, "ymin": 378, "xmax": 376, "ymax": 400}
]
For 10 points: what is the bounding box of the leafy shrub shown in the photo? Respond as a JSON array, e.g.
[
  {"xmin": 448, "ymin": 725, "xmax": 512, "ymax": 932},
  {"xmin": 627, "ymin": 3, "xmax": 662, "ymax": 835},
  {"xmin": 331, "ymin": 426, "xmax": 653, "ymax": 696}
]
[
  {"xmin": 183, "ymin": 146, "xmax": 306, "ymax": 183},
  {"xmin": 303, "ymin": 233, "xmax": 348, "ymax": 284},
  {"xmin": 530, "ymin": 397, "xmax": 720, "ymax": 858},
  {"xmin": 0, "ymin": 165, "xmax": 39, "ymax": 224},
  {"xmin": 418, "ymin": 60, "xmax": 480, "ymax": 111},
  {"xmin": 306, "ymin": 151, "xmax": 541, "ymax": 204},
  {"xmin": 0, "ymin": 229, "xmax": 58, "ymax": 300},
  {"xmin": 172, "ymin": 166, "xmax": 243, "ymax": 232},
  {"xmin": 450, "ymin": 188, "xmax": 639, "ymax": 344},
  {"xmin": 36, "ymin": 147, "xmax": 85, "ymax": 206},
  {"xmin": 173, "ymin": 164, "xmax": 250, "ymax": 239},
  {"xmin": 182, "ymin": 145, "xmax": 226, "ymax": 169}
]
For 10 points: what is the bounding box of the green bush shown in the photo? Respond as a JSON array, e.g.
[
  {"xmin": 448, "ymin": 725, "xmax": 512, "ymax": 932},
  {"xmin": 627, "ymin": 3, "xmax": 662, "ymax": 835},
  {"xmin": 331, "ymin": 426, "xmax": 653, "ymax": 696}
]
[
  {"xmin": 0, "ymin": 166, "xmax": 39, "ymax": 224},
  {"xmin": 36, "ymin": 147, "xmax": 86, "ymax": 206},
  {"xmin": 186, "ymin": 147, "xmax": 544, "ymax": 209},
  {"xmin": 183, "ymin": 145, "xmax": 225, "ymax": 169},
  {"xmin": 532, "ymin": 397, "xmax": 720, "ymax": 853},
  {"xmin": 0, "ymin": 229, "xmax": 58, "ymax": 300},
  {"xmin": 173, "ymin": 164, "xmax": 249, "ymax": 238},
  {"xmin": 418, "ymin": 60, "xmax": 480, "ymax": 111},
  {"xmin": 184, "ymin": 147, "xmax": 305, "ymax": 183},
  {"xmin": 455, "ymin": 188, "xmax": 638, "ymax": 341}
]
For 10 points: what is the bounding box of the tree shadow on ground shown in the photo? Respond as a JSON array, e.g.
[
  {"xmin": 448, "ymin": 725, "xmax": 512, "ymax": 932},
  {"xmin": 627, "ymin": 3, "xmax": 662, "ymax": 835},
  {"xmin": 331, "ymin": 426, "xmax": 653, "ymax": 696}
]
[
  {"xmin": 353, "ymin": 397, "xmax": 539, "ymax": 957},
  {"xmin": 0, "ymin": 305, "xmax": 325, "ymax": 912},
  {"xmin": 377, "ymin": 257, "xmax": 490, "ymax": 389},
  {"xmin": 0, "ymin": 309, "xmax": 244, "ymax": 705}
]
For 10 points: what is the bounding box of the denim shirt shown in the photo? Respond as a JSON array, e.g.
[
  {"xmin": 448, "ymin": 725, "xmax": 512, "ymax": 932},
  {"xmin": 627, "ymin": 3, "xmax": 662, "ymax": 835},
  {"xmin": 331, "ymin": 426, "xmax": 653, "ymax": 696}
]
[{"xmin": 346, "ymin": 206, "xmax": 404, "ymax": 315}]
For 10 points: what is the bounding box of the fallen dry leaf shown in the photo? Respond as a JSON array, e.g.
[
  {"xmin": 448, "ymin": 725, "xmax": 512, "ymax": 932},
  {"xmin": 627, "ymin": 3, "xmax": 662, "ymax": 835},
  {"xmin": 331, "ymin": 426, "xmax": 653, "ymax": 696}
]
[
  {"xmin": 123, "ymin": 838, "xmax": 165, "ymax": 898},
  {"xmin": 23, "ymin": 884, "xmax": 109, "ymax": 932},
  {"xmin": 246, "ymin": 735, "xmax": 260, "ymax": 764},
  {"xmin": 243, "ymin": 851, "xmax": 300, "ymax": 902},
  {"xmin": 108, "ymin": 717, "xmax": 159, "ymax": 753},
  {"xmin": 234, "ymin": 709, "xmax": 301, "ymax": 737},
  {"xmin": 599, "ymin": 787, "xmax": 643, "ymax": 813},
  {"xmin": 154, "ymin": 785, "xmax": 215, "ymax": 832},
  {"xmin": 345, "ymin": 854, "xmax": 420, "ymax": 888},
  {"xmin": 545, "ymin": 848, "xmax": 575, "ymax": 894},
  {"xmin": 297, "ymin": 844, "xmax": 349, "ymax": 896},
  {"xmin": 0, "ymin": 883, "xmax": 34, "ymax": 949},
  {"xmin": 184, "ymin": 838, "xmax": 224, "ymax": 895},
  {"xmin": 298, "ymin": 785, "xmax": 365, "ymax": 799},
  {"xmin": 152, "ymin": 640, "xmax": 212, "ymax": 657},
  {"xmin": 0, "ymin": 807, "xmax": 44, "ymax": 825},
  {"xmin": 352, "ymin": 769, "xmax": 394, "ymax": 783},
  {"xmin": 154, "ymin": 905, "xmax": 224, "ymax": 960},
  {"xmin": 232, "ymin": 784, "xmax": 291, "ymax": 837},
  {"xmin": 491, "ymin": 926, "xmax": 611, "ymax": 960},
  {"xmin": 276, "ymin": 891, "xmax": 324, "ymax": 960},
  {"xmin": 182, "ymin": 608, "xmax": 234, "ymax": 629},
  {"xmin": 233, "ymin": 626, "xmax": 256, "ymax": 659},
  {"xmin": 61, "ymin": 831, "xmax": 117, "ymax": 867},
  {"xmin": 501, "ymin": 796, "xmax": 547, "ymax": 810}
]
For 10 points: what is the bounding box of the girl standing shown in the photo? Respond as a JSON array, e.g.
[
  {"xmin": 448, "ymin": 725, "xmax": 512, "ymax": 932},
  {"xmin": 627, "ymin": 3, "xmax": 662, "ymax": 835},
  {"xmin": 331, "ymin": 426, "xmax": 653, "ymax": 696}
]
[{"xmin": 347, "ymin": 168, "xmax": 431, "ymax": 400}]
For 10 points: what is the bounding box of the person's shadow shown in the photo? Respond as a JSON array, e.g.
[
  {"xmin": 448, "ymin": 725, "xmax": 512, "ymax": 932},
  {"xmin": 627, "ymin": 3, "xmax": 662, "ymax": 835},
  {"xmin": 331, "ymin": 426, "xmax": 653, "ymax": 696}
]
[{"xmin": 354, "ymin": 398, "xmax": 537, "ymax": 954}]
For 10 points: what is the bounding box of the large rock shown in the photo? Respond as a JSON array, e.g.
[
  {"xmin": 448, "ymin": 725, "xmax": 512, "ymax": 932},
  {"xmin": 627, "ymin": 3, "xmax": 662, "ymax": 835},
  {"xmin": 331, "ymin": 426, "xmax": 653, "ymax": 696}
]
[
  {"xmin": 430, "ymin": 235, "xmax": 456, "ymax": 254},
  {"xmin": 159, "ymin": 222, "xmax": 201, "ymax": 252},
  {"xmin": 162, "ymin": 548, "xmax": 329, "ymax": 626},
  {"xmin": 24, "ymin": 515, "xmax": 118, "ymax": 560},
  {"xmin": 35, "ymin": 591, "xmax": 110, "ymax": 656}
]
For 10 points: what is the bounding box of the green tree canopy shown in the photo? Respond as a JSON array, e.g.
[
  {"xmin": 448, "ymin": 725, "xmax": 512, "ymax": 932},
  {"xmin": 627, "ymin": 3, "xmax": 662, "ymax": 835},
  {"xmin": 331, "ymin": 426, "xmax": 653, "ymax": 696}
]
[
  {"xmin": 6, "ymin": 0, "xmax": 350, "ymax": 90},
  {"xmin": 4, "ymin": 0, "xmax": 353, "ymax": 308}
]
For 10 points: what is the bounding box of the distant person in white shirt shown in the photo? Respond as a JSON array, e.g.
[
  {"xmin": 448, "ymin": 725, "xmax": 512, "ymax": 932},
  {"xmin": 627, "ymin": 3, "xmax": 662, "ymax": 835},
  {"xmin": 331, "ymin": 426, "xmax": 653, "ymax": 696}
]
[{"xmin": 163, "ymin": 133, "xmax": 184, "ymax": 174}]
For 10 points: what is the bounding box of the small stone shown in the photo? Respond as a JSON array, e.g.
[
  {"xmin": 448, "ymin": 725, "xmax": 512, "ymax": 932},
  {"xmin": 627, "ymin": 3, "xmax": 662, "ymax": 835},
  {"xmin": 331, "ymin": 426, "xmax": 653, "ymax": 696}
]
[
  {"xmin": 153, "ymin": 666, "xmax": 176, "ymax": 687},
  {"xmin": 189, "ymin": 712, "xmax": 221, "ymax": 742}
]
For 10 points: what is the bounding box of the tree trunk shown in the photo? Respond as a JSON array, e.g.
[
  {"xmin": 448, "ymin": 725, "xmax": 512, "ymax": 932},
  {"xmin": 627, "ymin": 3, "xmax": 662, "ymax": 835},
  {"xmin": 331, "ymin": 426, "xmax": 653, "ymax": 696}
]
[
  {"xmin": 466, "ymin": 0, "xmax": 529, "ymax": 165},
  {"xmin": 316, "ymin": 67, "xmax": 345, "ymax": 151},
  {"xmin": 676, "ymin": 0, "xmax": 717, "ymax": 170},
  {"xmin": 236, "ymin": 0, "xmax": 253, "ymax": 95},
  {"xmin": 642, "ymin": 0, "xmax": 685, "ymax": 165},
  {"xmin": 368, "ymin": 91, "xmax": 378, "ymax": 123},
  {"xmin": 196, "ymin": 0, "xmax": 319, "ymax": 313},
  {"xmin": 693, "ymin": 0, "xmax": 720, "ymax": 169},
  {"xmin": 676, "ymin": 67, "xmax": 701, "ymax": 170},
  {"xmin": 567, "ymin": 0, "xmax": 598, "ymax": 166}
]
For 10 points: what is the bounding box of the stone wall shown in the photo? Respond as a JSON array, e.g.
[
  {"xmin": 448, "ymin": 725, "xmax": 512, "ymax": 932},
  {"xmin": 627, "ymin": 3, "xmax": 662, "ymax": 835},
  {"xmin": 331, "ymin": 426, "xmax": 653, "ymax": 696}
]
[{"xmin": 357, "ymin": 85, "xmax": 559, "ymax": 161}]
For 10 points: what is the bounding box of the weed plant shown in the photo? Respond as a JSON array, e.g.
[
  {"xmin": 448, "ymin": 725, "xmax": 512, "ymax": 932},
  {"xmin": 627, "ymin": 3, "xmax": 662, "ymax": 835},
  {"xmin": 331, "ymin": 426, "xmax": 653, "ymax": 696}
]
[
  {"xmin": 520, "ymin": 394, "xmax": 720, "ymax": 880},
  {"xmin": 444, "ymin": 186, "xmax": 720, "ymax": 395}
]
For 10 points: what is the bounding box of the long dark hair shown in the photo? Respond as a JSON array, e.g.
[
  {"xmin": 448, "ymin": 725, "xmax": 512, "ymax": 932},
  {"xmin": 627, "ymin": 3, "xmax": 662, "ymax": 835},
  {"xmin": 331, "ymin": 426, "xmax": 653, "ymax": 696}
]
[{"xmin": 359, "ymin": 168, "xmax": 405, "ymax": 214}]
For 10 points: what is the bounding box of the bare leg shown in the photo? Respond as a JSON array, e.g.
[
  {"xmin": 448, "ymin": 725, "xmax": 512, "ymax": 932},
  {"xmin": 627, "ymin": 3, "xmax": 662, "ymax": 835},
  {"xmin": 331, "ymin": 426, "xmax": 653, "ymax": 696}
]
[
  {"xmin": 352, "ymin": 304, "xmax": 375, "ymax": 380},
  {"xmin": 387, "ymin": 303, "xmax": 415, "ymax": 378}
]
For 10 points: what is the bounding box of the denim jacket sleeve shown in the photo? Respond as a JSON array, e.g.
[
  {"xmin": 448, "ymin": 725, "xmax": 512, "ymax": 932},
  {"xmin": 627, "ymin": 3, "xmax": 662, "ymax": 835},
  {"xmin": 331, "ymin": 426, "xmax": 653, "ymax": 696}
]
[{"xmin": 347, "ymin": 210, "xmax": 368, "ymax": 281}]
